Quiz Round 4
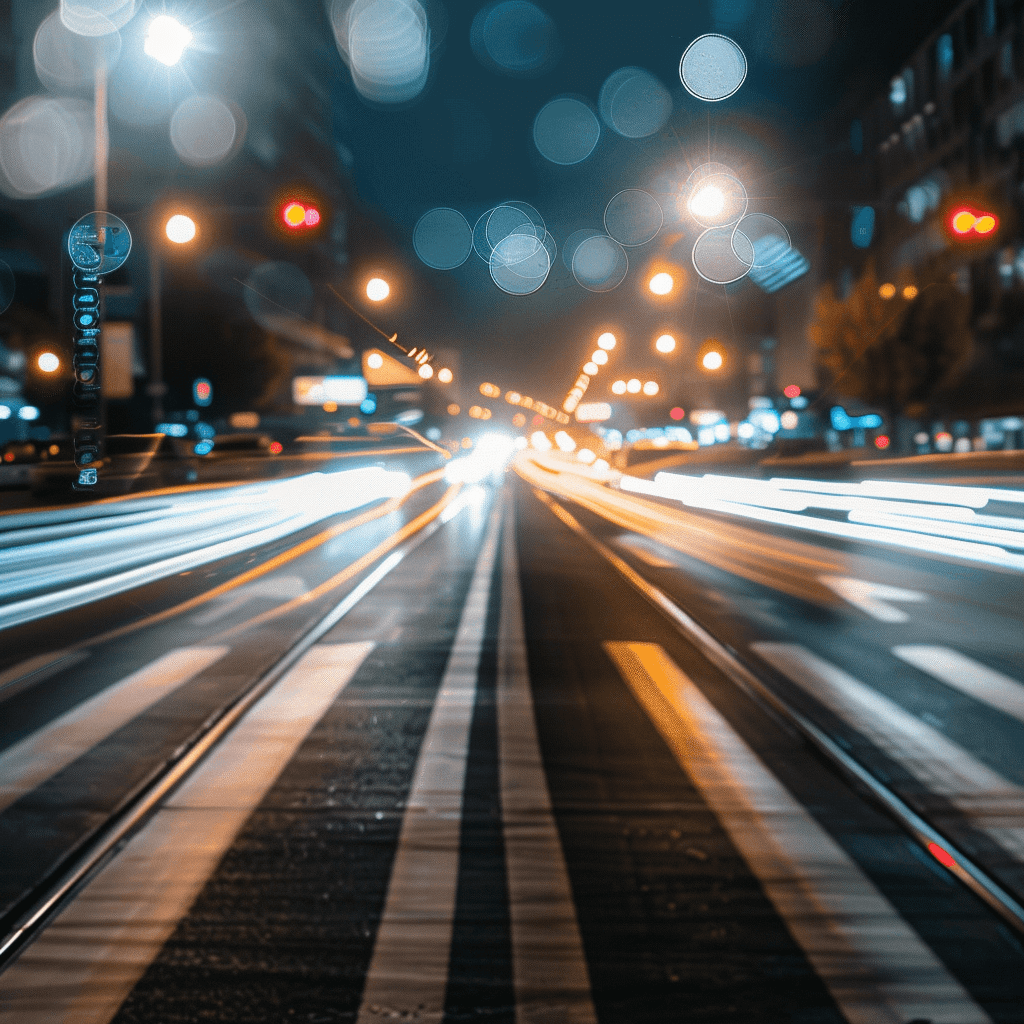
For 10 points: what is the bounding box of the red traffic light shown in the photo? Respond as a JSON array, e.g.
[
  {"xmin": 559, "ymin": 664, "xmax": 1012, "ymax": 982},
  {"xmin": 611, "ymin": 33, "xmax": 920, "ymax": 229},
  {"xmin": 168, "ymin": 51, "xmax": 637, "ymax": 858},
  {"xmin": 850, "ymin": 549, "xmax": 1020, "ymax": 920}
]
[
  {"xmin": 948, "ymin": 206, "xmax": 998, "ymax": 238},
  {"xmin": 281, "ymin": 201, "xmax": 321, "ymax": 229}
]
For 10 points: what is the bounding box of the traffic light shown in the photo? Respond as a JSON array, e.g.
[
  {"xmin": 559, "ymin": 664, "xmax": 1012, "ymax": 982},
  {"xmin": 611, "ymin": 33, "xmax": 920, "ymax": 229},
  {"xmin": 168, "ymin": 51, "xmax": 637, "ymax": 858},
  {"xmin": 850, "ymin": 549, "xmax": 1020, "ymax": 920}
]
[
  {"xmin": 280, "ymin": 200, "xmax": 321, "ymax": 230},
  {"xmin": 947, "ymin": 205, "xmax": 999, "ymax": 239},
  {"xmin": 193, "ymin": 377, "xmax": 213, "ymax": 407}
]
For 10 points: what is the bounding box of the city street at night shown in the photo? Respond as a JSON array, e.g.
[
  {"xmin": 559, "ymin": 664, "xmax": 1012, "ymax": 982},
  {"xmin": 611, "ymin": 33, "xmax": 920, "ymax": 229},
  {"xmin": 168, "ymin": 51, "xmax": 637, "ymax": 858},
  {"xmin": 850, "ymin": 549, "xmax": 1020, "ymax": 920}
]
[{"xmin": 4, "ymin": 0, "xmax": 1024, "ymax": 1018}]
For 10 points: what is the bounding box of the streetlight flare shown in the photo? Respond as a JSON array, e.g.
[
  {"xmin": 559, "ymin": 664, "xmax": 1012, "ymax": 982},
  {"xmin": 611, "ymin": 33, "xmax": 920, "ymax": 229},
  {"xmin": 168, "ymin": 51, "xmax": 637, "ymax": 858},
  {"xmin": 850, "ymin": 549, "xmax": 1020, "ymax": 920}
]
[
  {"xmin": 38, "ymin": 352, "xmax": 60, "ymax": 373},
  {"xmin": 611, "ymin": 380, "xmax": 626, "ymax": 395},
  {"xmin": 655, "ymin": 334, "xmax": 676, "ymax": 354},
  {"xmin": 702, "ymin": 350, "xmax": 723, "ymax": 370},
  {"xmin": 437, "ymin": 367, "xmax": 453, "ymax": 383},
  {"xmin": 591, "ymin": 349, "xmax": 608, "ymax": 365},
  {"xmin": 418, "ymin": 363, "xmax": 434, "ymax": 379},
  {"xmin": 366, "ymin": 352, "xmax": 384, "ymax": 369},
  {"xmin": 597, "ymin": 332, "xmax": 617, "ymax": 350},
  {"xmin": 649, "ymin": 272, "xmax": 673, "ymax": 295},
  {"xmin": 879, "ymin": 282, "xmax": 896, "ymax": 299},
  {"xmin": 366, "ymin": 277, "xmax": 390, "ymax": 301},
  {"xmin": 642, "ymin": 380, "xmax": 659, "ymax": 396},
  {"xmin": 165, "ymin": 214, "xmax": 196, "ymax": 243},
  {"xmin": 583, "ymin": 361, "xmax": 599, "ymax": 375},
  {"xmin": 145, "ymin": 15, "xmax": 193, "ymax": 67},
  {"xmin": 689, "ymin": 184, "xmax": 724, "ymax": 218},
  {"xmin": 626, "ymin": 378, "xmax": 641, "ymax": 393}
]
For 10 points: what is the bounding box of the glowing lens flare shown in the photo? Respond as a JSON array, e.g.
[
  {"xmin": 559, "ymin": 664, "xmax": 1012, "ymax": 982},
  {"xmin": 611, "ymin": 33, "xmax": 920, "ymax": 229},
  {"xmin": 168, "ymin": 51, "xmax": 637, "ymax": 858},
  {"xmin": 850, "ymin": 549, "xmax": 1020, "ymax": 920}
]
[
  {"xmin": 951, "ymin": 210, "xmax": 977, "ymax": 233},
  {"xmin": 37, "ymin": 352, "xmax": 60, "ymax": 372},
  {"xmin": 145, "ymin": 16, "xmax": 193, "ymax": 67},
  {"xmin": 649, "ymin": 272, "xmax": 673, "ymax": 295},
  {"xmin": 367, "ymin": 352, "xmax": 384, "ymax": 369},
  {"xmin": 702, "ymin": 350, "xmax": 723, "ymax": 370},
  {"xmin": 165, "ymin": 214, "xmax": 197, "ymax": 243},
  {"xmin": 597, "ymin": 332, "xmax": 617, "ymax": 350},
  {"xmin": 975, "ymin": 215, "xmax": 996, "ymax": 234},
  {"xmin": 655, "ymin": 334, "xmax": 676, "ymax": 353},
  {"xmin": 283, "ymin": 202, "xmax": 306, "ymax": 227},
  {"xmin": 689, "ymin": 185, "xmax": 725, "ymax": 219},
  {"xmin": 366, "ymin": 278, "xmax": 390, "ymax": 301}
]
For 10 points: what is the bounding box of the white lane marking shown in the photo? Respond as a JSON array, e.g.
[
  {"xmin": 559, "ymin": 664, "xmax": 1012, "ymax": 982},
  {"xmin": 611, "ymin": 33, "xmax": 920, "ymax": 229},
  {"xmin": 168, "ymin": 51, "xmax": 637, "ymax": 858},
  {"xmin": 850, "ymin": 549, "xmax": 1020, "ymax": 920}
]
[
  {"xmin": 613, "ymin": 533, "xmax": 676, "ymax": 568},
  {"xmin": 0, "ymin": 647, "xmax": 229, "ymax": 814},
  {"xmin": 356, "ymin": 502, "xmax": 502, "ymax": 1024},
  {"xmin": 498, "ymin": 503, "xmax": 597, "ymax": 1024},
  {"xmin": 753, "ymin": 643, "xmax": 1024, "ymax": 858},
  {"xmin": 893, "ymin": 646, "xmax": 1024, "ymax": 726},
  {"xmin": 606, "ymin": 641, "xmax": 991, "ymax": 1024},
  {"xmin": 818, "ymin": 575, "xmax": 928, "ymax": 623},
  {"xmin": 0, "ymin": 642, "xmax": 374, "ymax": 1024}
]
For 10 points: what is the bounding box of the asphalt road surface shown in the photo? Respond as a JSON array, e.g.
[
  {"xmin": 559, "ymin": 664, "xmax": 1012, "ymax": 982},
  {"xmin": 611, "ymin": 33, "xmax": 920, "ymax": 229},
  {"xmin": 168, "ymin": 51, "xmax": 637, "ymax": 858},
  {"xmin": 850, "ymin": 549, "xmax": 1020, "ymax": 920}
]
[{"xmin": 1, "ymin": 454, "xmax": 1023, "ymax": 1022}]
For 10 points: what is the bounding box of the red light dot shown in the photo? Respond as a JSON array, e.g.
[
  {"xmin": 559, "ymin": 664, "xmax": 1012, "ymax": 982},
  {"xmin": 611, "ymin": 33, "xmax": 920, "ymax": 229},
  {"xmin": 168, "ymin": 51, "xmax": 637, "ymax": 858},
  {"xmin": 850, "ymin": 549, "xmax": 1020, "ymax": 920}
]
[
  {"xmin": 669, "ymin": 407, "xmax": 686, "ymax": 421},
  {"xmin": 928, "ymin": 841, "xmax": 957, "ymax": 869},
  {"xmin": 874, "ymin": 434, "xmax": 890, "ymax": 449},
  {"xmin": 304, "ymin": 207, "xmax": 320, "ymax": 227},
  {"xmin": 531, "ymin": 414, "xmax": 544, "ymax": 426},
  {"xmin": 3, "ymin": 452, "xmax": 13, "ymax": 462},
  {"xmin": 269, "ymin": 440, "xmax": 283, "ymax": 454},
  {"xmin": 784, "ymin": 384, "xmax": 801, "ymax": 398}
]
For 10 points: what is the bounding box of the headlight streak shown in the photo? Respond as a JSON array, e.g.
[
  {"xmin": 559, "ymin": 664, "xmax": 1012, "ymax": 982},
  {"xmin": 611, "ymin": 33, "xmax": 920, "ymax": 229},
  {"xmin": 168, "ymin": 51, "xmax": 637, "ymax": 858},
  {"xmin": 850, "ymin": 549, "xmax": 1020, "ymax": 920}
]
[
  {"xmin": 617, "ymin": 472, "xmax": 1024, "ymax": 571},
  {"xmin": 0, "ymin": 467, "xmax": 414, "ymax": 617}
]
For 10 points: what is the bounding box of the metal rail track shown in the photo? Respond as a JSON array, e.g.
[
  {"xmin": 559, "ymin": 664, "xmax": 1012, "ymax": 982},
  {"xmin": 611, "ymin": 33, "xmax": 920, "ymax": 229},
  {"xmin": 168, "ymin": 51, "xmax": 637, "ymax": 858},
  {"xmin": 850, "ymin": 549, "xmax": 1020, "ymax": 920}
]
[
  {"xmin": 0, "ymin": 489, "xmax": 460, "ymax": 973},
  {"xmin": 532, "ymin": 486, "xmax": 1024, "ymax": 937}
]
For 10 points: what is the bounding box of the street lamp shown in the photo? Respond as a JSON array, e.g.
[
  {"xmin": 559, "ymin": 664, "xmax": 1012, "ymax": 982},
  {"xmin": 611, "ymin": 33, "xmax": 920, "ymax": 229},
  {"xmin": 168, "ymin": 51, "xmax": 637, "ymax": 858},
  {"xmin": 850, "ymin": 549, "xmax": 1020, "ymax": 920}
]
[
  {"xmin": 597, "ymin": 332, "xmax": 617, "ymax": 350},
  {"xmin": 655, "ymin": 334, "xmax": 676, "ymax": 354},
  {"xmin": 148, "ymin": 211, "xmax": 198, "ymax": 423},
  {"xmin": 37, "ymin": 352, "xmax": 60, "ymax": 373},
  {"xmin": 702, "ymin": 350, "xmax": 723, "ymax": 371},
  {"xmin": 366, "ymin": 277, "xmax": 390, "ymax": 301},
  {"xmin": 649, "ymin": 272, "xmax": 673, "ymax": 295},
  {"xmin": 144, "ymin": 16, "xmax": 193, "ymax": 67}
]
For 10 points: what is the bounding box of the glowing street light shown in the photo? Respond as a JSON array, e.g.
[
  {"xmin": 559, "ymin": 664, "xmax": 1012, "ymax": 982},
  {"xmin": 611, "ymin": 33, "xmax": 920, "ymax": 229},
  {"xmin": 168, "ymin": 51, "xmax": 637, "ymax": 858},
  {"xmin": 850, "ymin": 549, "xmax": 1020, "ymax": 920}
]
[
  {"xmin": 418, "ymin": 363, "xmax": 434, "ymax": 379},
  {"xmin": 643, "ymin": 380, "xmax": 659, "ymax": 396},
  {"xmin": 655, "ymin": 334, "xmax": 676, "ymax": 354},
  {"xmin": 689, "ymin": 184, "xmax": 725, "ymax": 219},
  {"xmin": 37, "ymin": 352, "xmax": 60, "ymax": 373},
  {"xmin": 626, "ymin": 378, "xmax": 641, "ymax": 393},
  {"xmin": 366, "ymin": 352, "xmax": 384, "ymax": 369},
  {"xmin": 597, "ymin": 332, "xmax": 617, "ymax": 350},
  {"xmin": 611, "ymin": 380, "xmax": 626, "ymax": 394},
  {"xmin": 583, "ymin": 361, "xmax": 599, "ymax": 375},
  {"xmin": 649, "ymin": 272, "xmax": 674, "ymax": 295},
  {"xmin": 165, "ymin": 214, "xmax": 197, "ymax": 244},
  {"xmin": 702, "ymin": 350, "xmax": 723, "ymax": 371},
  {"xmin": 366, "ymin": 277, "xmax": 390, "ymax": 301},
  {"xmin": 879, "ymin": 282, "xmax": 896, "ymax": 299},
  {"xmin": 591, "ymin": 349, "xmax": 608, "ymax": 365},
  {"xmin": 437, "ymin": 367, "xmax": 453, "ymax": 383},
  {"xmin": 144, "ymin": 15, "xmax": 193, "ymax": 67}
]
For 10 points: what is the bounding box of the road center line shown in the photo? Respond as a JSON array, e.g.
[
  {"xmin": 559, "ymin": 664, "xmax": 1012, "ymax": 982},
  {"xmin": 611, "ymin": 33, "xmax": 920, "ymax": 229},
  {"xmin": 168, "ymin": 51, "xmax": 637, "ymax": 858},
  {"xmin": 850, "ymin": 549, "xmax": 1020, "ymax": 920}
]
[
  {"xmin": 356, "ymin": 499, "xmax": 502, "ymax": 1024},
  {"xmin": 0, "ymin": 646, "xmax": 229, "ymax": 814},
  {"xmin": 605, "ymin": 640, "xmax": 991, "ymax": 1024},
  {"xmin": 497, "ymin": 502, "xmax": 597, "ymax": 1024},
  {"xmin": 0, "ymin": 641, "xmax": 375, "ymax": 1024}
]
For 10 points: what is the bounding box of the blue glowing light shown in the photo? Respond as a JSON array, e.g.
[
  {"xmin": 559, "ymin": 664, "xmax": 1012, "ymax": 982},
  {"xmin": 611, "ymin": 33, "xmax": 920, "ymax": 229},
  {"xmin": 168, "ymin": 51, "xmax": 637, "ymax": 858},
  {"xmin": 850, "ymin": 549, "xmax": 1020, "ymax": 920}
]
[
  {"xmin": 156, "ymin": 422, "xmax": 188, "ymax": 437},
  {"xmin": 851, "ymin": 206, "xmax": 875, "ymax": 248},
  {"xmin": 193, "ymin": 440, "xmax": 214, "ymax": 455},
  {"xmin": 831, "ymin": 406, "xmax": 882, "ymax": 431},
  {"xmin": 360, "ymin": 395, "xmax": 377, "ymax": 415}
]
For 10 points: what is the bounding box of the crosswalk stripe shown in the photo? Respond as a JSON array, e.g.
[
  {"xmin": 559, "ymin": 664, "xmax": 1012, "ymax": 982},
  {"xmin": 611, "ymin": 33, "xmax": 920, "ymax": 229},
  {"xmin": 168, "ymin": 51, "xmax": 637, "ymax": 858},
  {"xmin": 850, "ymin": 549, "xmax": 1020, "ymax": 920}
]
[
  {"xmin": 0, "ymin": 647, "xmax": 229, "ymax": 814},
  {"xmin": 498, "ymin": 502, "xmax": 597, "ymax": 1024},
  {"xmin": 356, "ymin": 502, "xmax": 502, "ymax": 1024},
  {"xmin": 0, "ymin": 642, "xmax": 375, "ymax": 1024},
  {"xmin": 753, "ymin": 643, "xmax": 1024, "ymax": 859},
  {"xmin": 606, "ymin": 640, "xmax": 991, "ymax": 1024},
  {"xmin": 893, "ymin": 645, "xmax": 1024, "ymax": 726}
]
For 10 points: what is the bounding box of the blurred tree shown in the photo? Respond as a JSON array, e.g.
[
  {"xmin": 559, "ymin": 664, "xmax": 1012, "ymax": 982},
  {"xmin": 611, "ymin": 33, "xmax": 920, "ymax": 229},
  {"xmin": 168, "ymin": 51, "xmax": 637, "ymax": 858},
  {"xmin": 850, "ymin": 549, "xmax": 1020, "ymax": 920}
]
[{"xmin": 809, "ymin": 260, "xmax": 973, "ymax": 420}]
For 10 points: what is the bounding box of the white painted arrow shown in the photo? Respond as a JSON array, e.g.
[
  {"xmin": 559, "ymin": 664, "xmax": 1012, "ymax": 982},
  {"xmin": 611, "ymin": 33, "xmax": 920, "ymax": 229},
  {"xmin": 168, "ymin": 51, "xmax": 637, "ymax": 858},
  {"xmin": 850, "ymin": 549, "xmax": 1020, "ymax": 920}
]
[{"xmin": 818, "ymin": 575, "xmax": 928, "ymax": 623}]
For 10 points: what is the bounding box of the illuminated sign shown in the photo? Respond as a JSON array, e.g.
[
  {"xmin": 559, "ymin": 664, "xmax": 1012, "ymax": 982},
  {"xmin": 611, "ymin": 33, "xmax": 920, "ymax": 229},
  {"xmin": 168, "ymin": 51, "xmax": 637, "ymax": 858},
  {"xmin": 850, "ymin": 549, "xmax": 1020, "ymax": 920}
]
[{"xmin": 292, "ymin": 376, "xmax": 368, "ymax": 406}]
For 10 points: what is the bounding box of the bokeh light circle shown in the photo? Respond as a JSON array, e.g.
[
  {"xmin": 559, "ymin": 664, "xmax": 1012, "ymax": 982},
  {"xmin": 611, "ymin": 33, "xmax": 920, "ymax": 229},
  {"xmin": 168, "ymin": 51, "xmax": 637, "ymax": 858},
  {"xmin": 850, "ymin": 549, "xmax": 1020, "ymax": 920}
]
[
  {"xmin": 489, "ymin": 233, "xmax": 551, "ymax": 295},
  {"xmin": 692, "ymin": 226, "xmax": 752, "ymax": 285},
  {"xmin": 533, "ymin": 97, "xmax": 600, "ymax": 165},
  {"xmin": 597, "ymin": 332, "xmax": 616, "ymax": 350},
  {"xmin": 38, "ymin": 352, "xmax": 61, "ymax": 372},
  {"xmin": 413, "ymin": 207, "xmax": 473, "ymax": 269},
  {"xmin": 604, "ymin": 189, "xmax": 664, "ymax": 246},
  {"xmin": 679, "ymin": 33, "xmax": 747, "ymax": 101},
  {"xmin": 170, "ymin": 95, "xmax": 239, "ymax": 167},
  {"xmin": 561, "ymin": 228, "xmax": 602, "ymax": 271},
  {"xmin": 366, "ymin": 277, "xmax": 391, "ymax": 301},
  {"xmin": 572, "ymin": 234, "xmax": 628, "ymax": 293},
  {"xmin": 471, "ymin": 0, "xmax": 559, "ymax": 76},
  {"xmin": 655, "ymin": 334, "xmax": 676, "ymax": 353},
  {"xmin": 60, "ymin": 0, "xmax": 136, "ymax": 38},
  {"xmin": 0, "ymin": 260, "xmax": 15, "ymax": 314},
  {"xmin": 34, "ymin": 11, "xmax": 121, "ymax": 93},
  {"xmin": 733, "ymin": 213, "xmax": 791, "ymax": 268},
  {"xmin": 598, "ymin": 66, "xmax": 671, "ymax": 138},
  {"xmin": 0, "ymin": 96, "xmax": 93, "ymax": 199}
]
